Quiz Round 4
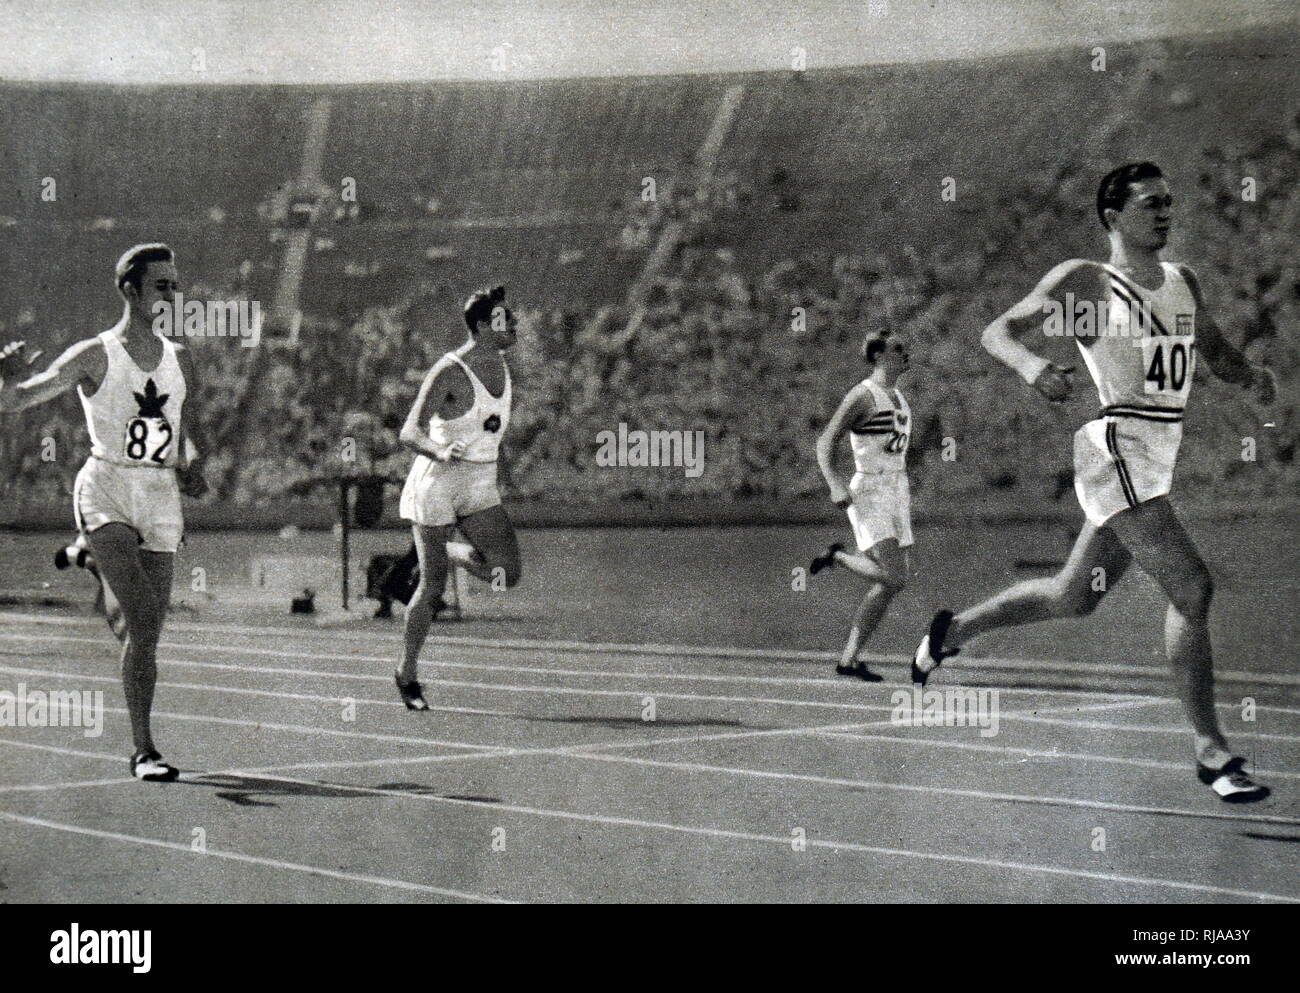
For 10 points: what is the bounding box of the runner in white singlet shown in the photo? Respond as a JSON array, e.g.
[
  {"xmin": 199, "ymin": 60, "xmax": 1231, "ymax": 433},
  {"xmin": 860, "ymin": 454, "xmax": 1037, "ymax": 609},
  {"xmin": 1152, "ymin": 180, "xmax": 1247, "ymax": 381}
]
[
  {"xmin": 392, "ymin": 285, "xmax": 521, "ymax": 710},
  {"xmin": 909, "ymin": 163, "xmax": 1277, "ymax": 803},
  {"xmin": 811, "ymin": 332, "xmax": 913, "ymax": 682},
  {"xmin": 0, "ymin": 244, "xmax": 209, "ymax": 782}
]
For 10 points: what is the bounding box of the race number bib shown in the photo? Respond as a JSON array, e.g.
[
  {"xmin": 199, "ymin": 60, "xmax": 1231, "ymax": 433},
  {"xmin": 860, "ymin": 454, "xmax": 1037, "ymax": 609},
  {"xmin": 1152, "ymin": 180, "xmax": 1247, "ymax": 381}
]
[
  {"xmin": 1142, "ymin": 337, "xmax": 1195, "ymax": 398},
  {"xmin": 885, "ymin": 409, "xmax": 909, "ymax": 455},
  {"xmin": 884, "ymin": 430, "xmax": 909, "ymax": 455},
  {"xmin": 123, "ymin": 416, "xmax": 174, "ymax": 465}
]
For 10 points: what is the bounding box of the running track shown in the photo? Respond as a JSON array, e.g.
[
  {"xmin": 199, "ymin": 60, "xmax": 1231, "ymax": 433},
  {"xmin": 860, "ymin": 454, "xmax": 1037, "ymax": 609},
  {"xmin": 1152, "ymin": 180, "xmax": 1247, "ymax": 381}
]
[{"xmin": 2, "ymin": 611, "xmax": 1297, "ymax": 903}]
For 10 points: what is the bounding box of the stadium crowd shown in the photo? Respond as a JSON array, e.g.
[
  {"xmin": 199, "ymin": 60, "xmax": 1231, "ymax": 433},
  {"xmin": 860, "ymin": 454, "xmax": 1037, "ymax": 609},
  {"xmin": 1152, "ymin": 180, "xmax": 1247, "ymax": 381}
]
[{"xmin": 3, "ymin": 129, "xmax": 1294, "ymax": 518}]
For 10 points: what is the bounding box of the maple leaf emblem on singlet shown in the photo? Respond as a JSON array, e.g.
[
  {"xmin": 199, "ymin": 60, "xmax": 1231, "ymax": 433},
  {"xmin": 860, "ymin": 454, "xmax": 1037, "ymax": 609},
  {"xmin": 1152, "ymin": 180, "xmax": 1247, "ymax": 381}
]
[
  {"xmin": 483, "ymin": 414, "xmax": 502, "ymax": 434},
  {"xmin": 133, "ymin": 378, "xmax": 170, "ymax": 418}
]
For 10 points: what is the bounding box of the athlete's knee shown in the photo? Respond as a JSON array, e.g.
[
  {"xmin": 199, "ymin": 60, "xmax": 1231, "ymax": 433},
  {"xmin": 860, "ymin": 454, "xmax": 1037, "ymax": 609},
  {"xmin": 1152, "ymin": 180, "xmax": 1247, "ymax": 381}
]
[
  {"xmin": 879, "ymin": 569, "xmax": 906, "ymax": 594},
  {"xmin": 121, "ymin": 598, "xmax": 164, "ymax": 641},
  {"xmin": 867, "ymin": 546, "xmax": 906, "ymax": 592},
  {"xmin": 120, "ymin": 612, "xmax": 162, "ymax": 668},
  {"xmin": 410, "ymin": 580, "xmax": 443, "ymax": 607},
  {"xmin": 1171, "ymin": 566, "xmax": 1214, "ymax": 619},
  {"xmin": 1044, "ymin": 578, "xmax": 1100, "ymax": 618}
]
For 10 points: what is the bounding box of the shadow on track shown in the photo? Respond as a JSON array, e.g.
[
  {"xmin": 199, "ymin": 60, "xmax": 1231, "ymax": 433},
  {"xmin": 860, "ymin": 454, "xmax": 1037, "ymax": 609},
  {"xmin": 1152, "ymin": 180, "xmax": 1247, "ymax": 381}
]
[{"xmin": 182, "ymin": 773, "xmax": 500, "ymax": 808}]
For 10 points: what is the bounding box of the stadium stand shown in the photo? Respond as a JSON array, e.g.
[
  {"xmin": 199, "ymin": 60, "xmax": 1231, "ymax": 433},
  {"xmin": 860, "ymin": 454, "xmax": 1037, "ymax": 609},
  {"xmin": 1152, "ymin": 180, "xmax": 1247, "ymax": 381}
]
[{"xmin": 1, "ymin": 29, "xmax": 1295, "ymax": 518}]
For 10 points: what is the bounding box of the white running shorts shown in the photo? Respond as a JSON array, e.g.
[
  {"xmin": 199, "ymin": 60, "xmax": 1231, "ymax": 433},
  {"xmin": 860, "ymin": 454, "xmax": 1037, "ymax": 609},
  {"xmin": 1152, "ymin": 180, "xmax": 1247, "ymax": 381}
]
[
  {"xmin": 847, "ymin": 470, "xmax": 913, "ymax": 551},
  {"xmin": 399, "ymin": 458, "xmax": 501, "ymax": 527},
  {"xmin": 73, "ymin": 457, "xmax": 183, "ymax": 553},
  {"xmin": 1074, "ymin": 416, "xmax": 1183, "ymax": 527}
]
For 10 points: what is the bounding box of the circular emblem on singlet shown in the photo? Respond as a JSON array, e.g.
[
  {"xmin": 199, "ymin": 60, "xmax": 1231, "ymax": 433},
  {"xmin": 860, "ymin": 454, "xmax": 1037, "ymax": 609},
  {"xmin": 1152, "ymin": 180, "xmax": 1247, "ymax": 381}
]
[{"xmin": 483, "ymin": 414, "xmax": 501, "ymax": 434}]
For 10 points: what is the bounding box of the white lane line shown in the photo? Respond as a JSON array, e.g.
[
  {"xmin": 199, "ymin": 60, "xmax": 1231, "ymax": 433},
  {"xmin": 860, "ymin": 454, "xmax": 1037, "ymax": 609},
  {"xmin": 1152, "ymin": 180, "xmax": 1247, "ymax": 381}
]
[
  {"xmin": 10, "ymin": 630, "xmax": 1299, "ymax": 723},
  {"xmin": 0, "ymin": 698, "xmax": 1154, "ymax": 790},
  {"xmin": 11, "ymin": 631, "xmax": 1300, "ymax": 733},
  {"xmin": 132, "ymin": 707, "xmax": 514, "ymax": 752},
  {"xmin": 4, "ymin": 693, "xmax": 1283, "ymax": 828},
  {"xmin": 1008, "ymin": 713, "xmax": 1300, "ymax": 742},
  {"xmin": 8, "ymin": 741, "xmax": 1291, "ymax": 902},
  {"xmin": 914, "ymin": 708, "xmax": 1300, "ymax": 744},
  {"xmin": 0, "ymin": 776, "xmax": 136, "ymax": 794},
  {"xmin": 0, "ymin": 720, "xmax": 876, "ymax": 787},
  {"xmin": 0, "ymin": 629, "xmax": 1141, "ymax": 700},
  {"xmin": 809, "ymin": 730, "xmax": 1300, "ymax": 782},
  {"xmin": 559, "ymin": 697, "xmax": 1170, "ymax": 755},
  {"xmin": 0, "ymin": 738, "xmax": 137, "ymax": 792},
  {"xmin": 15, "ymin": 733, "xmax": 1284, "ymax": 904},
  {"xmin": 0, "ymin": 685, "xmax": 514, "ymax": 751},
  {"xmin": 25, "ymin": 632, "xmax": 1300, "ymax": 729},
  {"xmin": 4, "ymin": 613, "xmax": 1295, "ymax": 687},
  {"xmin": 0, "ymin": 737, "xmax": 121, "ymax": 763},
  {"xmin": 226, "ymin": 750, "xmax": 518, "ymax": 776},
  {"xmin": 3, "ymin": 664, "xmax": 1201, "ymax": 764},
  {"xmin": 0, "ymin": 660, "xmax": 542, "ymax": 720},
  {"xmin": 7, "ymin": 721, "xmax": 1292, "ymax": 900},
  {"xmin": 79, "ymin": 767, "xmax": 1300, "ymax": 903},
  {"xmin": 0, "ymin": 809, "xmax": 512, "ymax": 904},
  {"xmin": 566, "ymin": 751, "xmax": 1300, "ymax": 827},
  {"xmin": 10, "ymin": 664, "xmax": 1273, "ymax": 808},
  {"xmin": 246, "ymin": 700, "xmax": 1176, "ymax": 778},
  {"xmin": 7, "ymin": 719, "xmax": 1293, "ymax": 833},
  {"xmin": 0, "ymin": 659, "xmax": 926, "ymax": 717},
  {"xmin": 0, "ymin": 737, "xmax": 516, "ymax": 786}
]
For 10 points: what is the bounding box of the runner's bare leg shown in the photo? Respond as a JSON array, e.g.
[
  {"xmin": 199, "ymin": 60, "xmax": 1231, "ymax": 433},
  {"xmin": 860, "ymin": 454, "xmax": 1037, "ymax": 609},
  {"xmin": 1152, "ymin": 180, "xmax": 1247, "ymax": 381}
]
[
  {"xmin": 1105, "ymin": 498, "xmax": 1227, "ymax": 750},
  {"xmin": 946, "ymin": 522, "xmax": 1132, "ymax": 648},
  {"xmin": 84, "ymin": 524, "xmax": 172, "ymax": 754},
  {"xmin": 401, "ymin": 522, "xmax": 452, "ymax": 682}
]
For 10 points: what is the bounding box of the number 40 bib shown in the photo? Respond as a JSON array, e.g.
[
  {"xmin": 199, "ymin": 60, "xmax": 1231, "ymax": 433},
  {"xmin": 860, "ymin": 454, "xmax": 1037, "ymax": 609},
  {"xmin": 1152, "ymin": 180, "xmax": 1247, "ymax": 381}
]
[{"xmin": 1141, "ymin": 336, "xmax": 1195, "ymax": 400}]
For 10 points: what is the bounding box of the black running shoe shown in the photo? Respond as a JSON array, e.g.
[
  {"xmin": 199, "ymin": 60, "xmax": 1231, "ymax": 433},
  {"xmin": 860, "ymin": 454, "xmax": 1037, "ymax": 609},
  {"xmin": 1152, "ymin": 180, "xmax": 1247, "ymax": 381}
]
[
  {"xmin": 394, "ymin": 670, "xmax": 430, "ymax": 711},
  {"xmin": 130, "ymin": 749, "xmax": 179, "ymax": 782},
  {"xmin": 911, "ymin": 609, "xmax": 958, "ymax": 687},
  {"xmin": 1197, "ymin": 756, "xmax": 1270, "ymax": 803},
  {"xmin": 835, "ymin": 661, "xmax": 883, "ymax": 683},
  {"xmin": 810, "ymin": 542, "xmax": 844, "ymax": 576}
]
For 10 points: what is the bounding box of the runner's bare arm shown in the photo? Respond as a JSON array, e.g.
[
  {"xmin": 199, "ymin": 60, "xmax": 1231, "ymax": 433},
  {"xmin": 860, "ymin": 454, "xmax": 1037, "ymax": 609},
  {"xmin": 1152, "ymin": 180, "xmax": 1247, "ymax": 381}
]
[
  {"xmin": 982, "ymin": 260, "xmax": 1093, "ymax": 400},
  {"xmin": 816, "ymin": 382, "xmax": 873, "ymax": 507},
  {"xmin": 1178, "ymin": 264, "xmax": 1274, "ymax": 404},
  {"xmin": 0, "ymin": 338, "xmax": 105, "ymax": 413},
  {"xmin": 173, "ymin": 345, "xmax": 210, "ymax": 496}
]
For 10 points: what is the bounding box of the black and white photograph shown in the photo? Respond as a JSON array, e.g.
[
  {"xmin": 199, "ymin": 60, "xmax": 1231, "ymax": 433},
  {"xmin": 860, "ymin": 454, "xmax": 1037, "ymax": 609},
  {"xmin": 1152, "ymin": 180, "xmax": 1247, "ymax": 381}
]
[{"xmin": 0, "ymin": 0, "xmax": 1296, "ymax": 934}]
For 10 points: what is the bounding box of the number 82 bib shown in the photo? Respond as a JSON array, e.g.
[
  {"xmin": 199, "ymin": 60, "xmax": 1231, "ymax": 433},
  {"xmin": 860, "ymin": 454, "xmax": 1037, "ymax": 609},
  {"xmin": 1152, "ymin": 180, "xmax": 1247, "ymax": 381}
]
[{"xmin": 123, "ymin": 416, "xmax": 175, "ymax": 465}]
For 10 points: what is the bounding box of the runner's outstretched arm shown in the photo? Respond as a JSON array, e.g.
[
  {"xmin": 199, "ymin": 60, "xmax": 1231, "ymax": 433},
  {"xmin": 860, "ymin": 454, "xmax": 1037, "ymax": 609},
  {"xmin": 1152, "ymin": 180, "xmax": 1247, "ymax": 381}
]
[
  {"xmin": 0, "ymin": 338, "xmax": 102, "ymax": 413},
  {"xmin": 982, "ymin": 259, "xmax": 1094, "ymax": 401}
]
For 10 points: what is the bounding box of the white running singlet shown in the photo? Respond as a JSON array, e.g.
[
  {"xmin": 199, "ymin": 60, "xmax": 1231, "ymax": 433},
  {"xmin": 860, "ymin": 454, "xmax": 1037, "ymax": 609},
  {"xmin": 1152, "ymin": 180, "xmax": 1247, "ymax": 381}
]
[
  {"xmin": 423, "ymin": 350, "xmax": 511, "ymax": 464},
  {"xmin": 78, "ymin": 331, "xmax": 187, "ymax": 468},
  {"xmin": 1077, "ymin": 261, "xmax": 1196, "ymax": 420},
  {"xmin": 849, "ymin": 379, "xmax": 910, "ymax": 475},
  {"xmin": 1071, "ymin": 261, "xmax": 1197, "ymax": 526}
]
